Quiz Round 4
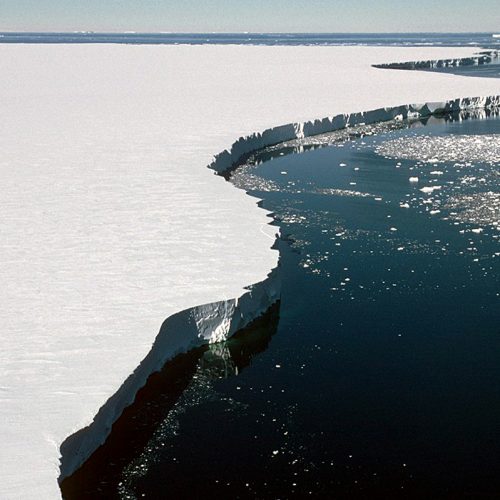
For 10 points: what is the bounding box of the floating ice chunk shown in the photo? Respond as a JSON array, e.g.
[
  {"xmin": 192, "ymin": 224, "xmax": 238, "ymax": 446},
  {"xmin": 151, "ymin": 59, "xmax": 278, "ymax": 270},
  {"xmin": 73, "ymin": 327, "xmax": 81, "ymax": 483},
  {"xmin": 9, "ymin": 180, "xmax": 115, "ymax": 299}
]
[
  {"xmin": 430, "ymin": 171, "xmax": 444, "ymax": 175},
  {"xmin": 400, "ymin": 202, "xmax": 410, "ymax": 208},
  {"xmin": 429, "ymin": 209, "xmax": 441, "ymax": 215},
  {"xmin": 420, "ymin": 186, "xmax": 441, "ymax": 193},
  {"xmin": 339, "ymin": 163, "xmax": 347, "ymax": 167},
  {"xmin": 409, "ymin": 177, "xmax": 419, "ymax": 183},
  {"xmin": 280, "ymin": 171, "xmax": 288, "ymax": 175},
  {"xmin": 471, "ymin": 228, "xmax": 483, "ymax": 234}
]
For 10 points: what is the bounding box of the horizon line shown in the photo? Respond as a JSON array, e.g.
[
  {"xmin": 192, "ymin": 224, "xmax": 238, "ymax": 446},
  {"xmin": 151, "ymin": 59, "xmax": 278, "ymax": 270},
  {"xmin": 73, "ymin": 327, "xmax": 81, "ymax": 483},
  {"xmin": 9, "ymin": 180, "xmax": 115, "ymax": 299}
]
[{"xmin": 0, "ymin": 31, "xmax": 498, "ymax": 35}]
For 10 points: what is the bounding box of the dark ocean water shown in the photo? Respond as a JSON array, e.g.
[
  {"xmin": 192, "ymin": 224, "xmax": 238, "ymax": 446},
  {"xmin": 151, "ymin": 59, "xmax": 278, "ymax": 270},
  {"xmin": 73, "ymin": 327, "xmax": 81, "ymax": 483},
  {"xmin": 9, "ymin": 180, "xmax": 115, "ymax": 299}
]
[
  {"xmin": 0, "ymin": 32, "xmax": 499, "ymax": 48},
  {"xmin": 62, "ymin": 113, "xmax": 500, "ymax": 499}
]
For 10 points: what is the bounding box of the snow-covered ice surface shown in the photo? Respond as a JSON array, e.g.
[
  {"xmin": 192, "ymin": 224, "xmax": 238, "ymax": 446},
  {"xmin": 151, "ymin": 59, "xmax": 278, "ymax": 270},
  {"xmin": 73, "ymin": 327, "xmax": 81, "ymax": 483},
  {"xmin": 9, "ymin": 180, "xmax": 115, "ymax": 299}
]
[{"xmin": 0, "ymin": 44, "xmax": 499, "ymax": 499}]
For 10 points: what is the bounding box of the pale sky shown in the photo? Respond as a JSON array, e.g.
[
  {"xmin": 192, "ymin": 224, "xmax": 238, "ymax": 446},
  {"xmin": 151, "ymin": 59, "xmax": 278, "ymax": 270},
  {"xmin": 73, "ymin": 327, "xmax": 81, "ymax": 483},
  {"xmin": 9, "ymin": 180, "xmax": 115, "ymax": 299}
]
[{"xmin": 0, "ymin": 0, "xmax": 499, "ymax": 33}]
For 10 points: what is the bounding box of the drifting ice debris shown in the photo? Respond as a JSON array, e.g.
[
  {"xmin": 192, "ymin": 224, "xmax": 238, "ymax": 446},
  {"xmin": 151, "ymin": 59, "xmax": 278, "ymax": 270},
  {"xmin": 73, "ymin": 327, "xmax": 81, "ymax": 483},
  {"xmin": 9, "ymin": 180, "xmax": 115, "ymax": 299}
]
[
  {"xmin": 375, "ymin": 134, "xmax": 500, "ymax": 165},
  {"xmin": 420, "ymin": 186, "xmax": 442, "ymax": 194}
]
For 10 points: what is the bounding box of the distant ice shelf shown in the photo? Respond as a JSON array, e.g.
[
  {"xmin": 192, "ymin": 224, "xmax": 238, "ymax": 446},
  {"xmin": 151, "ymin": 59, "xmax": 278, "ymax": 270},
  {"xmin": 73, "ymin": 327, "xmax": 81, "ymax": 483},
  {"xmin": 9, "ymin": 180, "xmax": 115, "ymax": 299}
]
[{"xmin": 373, "ymin": 50, "xmax": 500, "ymax": 70}]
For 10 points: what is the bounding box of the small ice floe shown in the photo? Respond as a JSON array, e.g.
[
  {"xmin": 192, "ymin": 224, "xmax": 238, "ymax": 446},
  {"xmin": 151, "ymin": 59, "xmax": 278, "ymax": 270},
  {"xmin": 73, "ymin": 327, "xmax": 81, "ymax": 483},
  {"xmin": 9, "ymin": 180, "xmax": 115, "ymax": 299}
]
[
  {"xmin": 339, "ymin": 163, "xmax": 347, "ymax": 167},
  {"xmin": 390, "ymin": 227, "xmax": 398, "ymax": 231},
  {"xmin": 400, "ymin": 202, "xmax": 410, "ymax": 208},
  {"xmin": 429, "ymin": 209, "xmax": 441, "ymax": 215},
  {"xmin": 420, "ymin": 185, "xmax": 441, "ymax": 194},
  {"xmin": 280, "ymin": 171, "xmax": 288, "ymax": 175},
  {"xmin": 374, "ymin": 197, "xmax": 383, "ymax": 201},
  {"xmin": 354, "ymin": 167, "xmax": 360, "ymax": 171},
  {"xmin": 430, "ymin": 171, "xmax": 444, "ymax": 175},
  {"xmin": 409, "ymin": 177, "xmax": 419, "ymax": 183},
  {"xmin": 471, "ymin": 228, "xmax": 483, "ymax": 234}
]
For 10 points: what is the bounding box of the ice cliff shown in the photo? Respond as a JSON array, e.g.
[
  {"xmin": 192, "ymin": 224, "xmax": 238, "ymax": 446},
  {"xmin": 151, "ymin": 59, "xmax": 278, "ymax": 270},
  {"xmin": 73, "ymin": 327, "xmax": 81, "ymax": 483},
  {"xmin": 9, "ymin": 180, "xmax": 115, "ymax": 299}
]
[
  {"xmin": 59, "ymin": 267, "xmax": 281, "ymax": 480},
  {"xmin": 210, "ymin": 95, "xmax": 500, "ymax": 175}
]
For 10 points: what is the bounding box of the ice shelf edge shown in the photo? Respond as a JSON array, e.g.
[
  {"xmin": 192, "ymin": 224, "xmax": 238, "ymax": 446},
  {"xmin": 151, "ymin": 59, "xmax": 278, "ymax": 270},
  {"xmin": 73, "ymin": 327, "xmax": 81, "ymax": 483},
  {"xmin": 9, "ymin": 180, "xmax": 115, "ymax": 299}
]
[
  {"xmin": 209, "ymin": 95, "xmax": 500, "ymax": 175},
  {"xmin": 58, "ymin": 266, "xmax": 281, "ymax": 482}
]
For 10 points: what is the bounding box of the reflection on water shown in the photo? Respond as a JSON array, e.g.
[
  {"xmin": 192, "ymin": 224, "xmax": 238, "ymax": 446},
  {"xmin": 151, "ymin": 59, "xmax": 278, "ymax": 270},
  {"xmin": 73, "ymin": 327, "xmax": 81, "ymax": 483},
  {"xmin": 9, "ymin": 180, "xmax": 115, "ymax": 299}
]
[{"xmin": 60, "ymin": 302, "xmax": 280, "ymax": 499}]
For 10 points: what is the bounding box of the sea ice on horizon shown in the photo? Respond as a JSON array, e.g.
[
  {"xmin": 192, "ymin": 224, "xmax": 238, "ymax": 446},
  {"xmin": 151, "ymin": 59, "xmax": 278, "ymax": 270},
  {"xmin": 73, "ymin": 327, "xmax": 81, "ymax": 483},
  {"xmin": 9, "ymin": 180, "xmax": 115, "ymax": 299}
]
[{"xmin": 0, "ymin": 43, "xmax": 499, "ymax": 499}]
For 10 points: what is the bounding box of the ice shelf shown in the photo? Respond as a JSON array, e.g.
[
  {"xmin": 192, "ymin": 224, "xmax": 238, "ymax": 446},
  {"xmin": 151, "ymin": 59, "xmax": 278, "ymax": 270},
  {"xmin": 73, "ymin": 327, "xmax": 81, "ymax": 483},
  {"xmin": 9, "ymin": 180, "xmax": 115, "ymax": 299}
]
[{"xmin": 0, "ymin": 44, "xmax": 499, "ymax": 499}]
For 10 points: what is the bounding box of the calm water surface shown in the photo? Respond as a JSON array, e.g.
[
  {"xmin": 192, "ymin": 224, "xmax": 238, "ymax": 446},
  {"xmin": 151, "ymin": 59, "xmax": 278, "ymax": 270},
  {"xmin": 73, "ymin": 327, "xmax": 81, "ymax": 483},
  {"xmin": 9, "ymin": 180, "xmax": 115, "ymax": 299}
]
[{"xmin": 63, "ymin": 113, "xmax": 500, "ymax": 499}]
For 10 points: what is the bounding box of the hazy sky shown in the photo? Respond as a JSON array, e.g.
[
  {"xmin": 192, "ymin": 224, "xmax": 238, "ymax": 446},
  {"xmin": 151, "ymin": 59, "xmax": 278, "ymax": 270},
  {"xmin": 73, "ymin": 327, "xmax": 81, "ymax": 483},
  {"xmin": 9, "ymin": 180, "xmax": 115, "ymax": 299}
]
[{"xmin": 0, "ymin": 0, "xmax": 499, "ymax": 33}]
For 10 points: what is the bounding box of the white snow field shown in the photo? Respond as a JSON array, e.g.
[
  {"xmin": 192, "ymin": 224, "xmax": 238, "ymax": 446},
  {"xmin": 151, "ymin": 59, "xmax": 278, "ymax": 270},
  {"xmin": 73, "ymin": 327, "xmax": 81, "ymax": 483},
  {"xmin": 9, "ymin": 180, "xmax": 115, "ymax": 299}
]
[{"xmin": 0, "ymin": 44, "xmax": 499, "ymax": 499}]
